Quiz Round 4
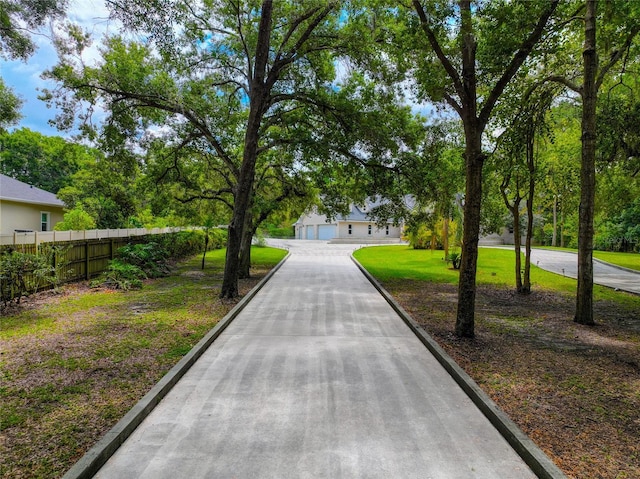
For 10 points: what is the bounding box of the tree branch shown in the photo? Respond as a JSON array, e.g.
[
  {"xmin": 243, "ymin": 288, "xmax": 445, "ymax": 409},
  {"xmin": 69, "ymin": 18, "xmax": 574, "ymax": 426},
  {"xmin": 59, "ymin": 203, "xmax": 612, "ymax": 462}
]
[
  {"xmin": 267, "ymin": 2, "xmax": 336, "ymax": 89},
  {"xmin": 479, "ymin": 0, "xmax": 560, "ymax": 126},
  {"xmin": 443, "ymin": 92, "xmax": 463, "ymax": 116},
  {"xmin": 411, "ymin": 0, "xmax": 465, "ymax": 102},
  {"xmin": 541, "ymin": 74, "xmax": 582, "ymax": 94},
  {"xmin": 229, "ymin": 0, "xmax": 253, "ymax": 84},
  {"xmin": 91, "ymin": 83, "xmax": 240, "ymax": 178},
  {"xmin": 596, "ymin": 25, "xmax": 640, "ymax": 91}
]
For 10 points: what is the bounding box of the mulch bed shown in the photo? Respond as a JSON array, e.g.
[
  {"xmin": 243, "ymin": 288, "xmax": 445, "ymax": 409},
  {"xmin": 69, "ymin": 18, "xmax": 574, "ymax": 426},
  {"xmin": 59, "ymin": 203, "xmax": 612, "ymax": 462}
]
[{"xmin": 384, "ymin": 279, "xmax": 640, "ymax": 479}]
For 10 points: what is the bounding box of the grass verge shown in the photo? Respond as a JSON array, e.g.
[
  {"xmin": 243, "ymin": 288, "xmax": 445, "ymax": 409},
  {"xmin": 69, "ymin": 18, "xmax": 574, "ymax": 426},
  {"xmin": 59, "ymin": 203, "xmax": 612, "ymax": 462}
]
[
  {"xmin": 0, "ymin": 246, "xmax": 286, "ymax": 479},
  {"xmin": 354, "ymin": 245, "xmax": 640, "ymax": 479}
]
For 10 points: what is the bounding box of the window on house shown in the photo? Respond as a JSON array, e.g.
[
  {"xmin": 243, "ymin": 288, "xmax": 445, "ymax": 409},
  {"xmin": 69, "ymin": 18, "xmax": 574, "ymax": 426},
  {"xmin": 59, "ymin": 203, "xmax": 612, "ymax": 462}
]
[
  {"xmin": 348, "ymin": 224, "xmax": 352, "ymax": 235},
  {"xmin": 41, "ymin": 212, "xmax": 50, "ymax": 232},
  {"xmin": 368, "ymin": 224, "xmax": 372, "ymax": 235},
  {"xmin": 386, "ymin": 225, "xmax": 389, "ymax": 235}
]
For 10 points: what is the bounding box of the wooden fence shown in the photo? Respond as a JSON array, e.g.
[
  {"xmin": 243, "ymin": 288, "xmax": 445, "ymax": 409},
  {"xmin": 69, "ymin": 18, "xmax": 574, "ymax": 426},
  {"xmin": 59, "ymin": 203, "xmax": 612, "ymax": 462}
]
[{"xmin": 1, "ymin": 228, "xmax": 203, "ymax": 303}]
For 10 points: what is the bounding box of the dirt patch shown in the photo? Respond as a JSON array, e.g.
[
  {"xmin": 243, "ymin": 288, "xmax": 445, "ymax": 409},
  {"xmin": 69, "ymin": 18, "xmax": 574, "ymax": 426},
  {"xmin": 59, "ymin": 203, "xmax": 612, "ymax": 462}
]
[{"xmin": 384, "ymin": 279, "xmax": 640, "ymax": 479}]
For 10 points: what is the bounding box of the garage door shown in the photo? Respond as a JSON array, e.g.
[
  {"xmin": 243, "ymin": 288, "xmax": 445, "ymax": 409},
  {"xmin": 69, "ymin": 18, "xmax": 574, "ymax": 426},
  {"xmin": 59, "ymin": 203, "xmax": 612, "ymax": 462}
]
[
  {"xmin": 318, "ymin": 224, "xmax": 337, "ymax": 240},
  {"xmin": 306, "ymin": 225, "xmax": 315, "ymax": 240}
]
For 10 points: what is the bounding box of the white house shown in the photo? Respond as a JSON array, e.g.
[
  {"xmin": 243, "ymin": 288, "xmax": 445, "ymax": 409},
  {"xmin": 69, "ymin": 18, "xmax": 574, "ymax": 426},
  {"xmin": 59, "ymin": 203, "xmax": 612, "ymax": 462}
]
[
  {"xmin": 294, "ymin": 200, "xmax": 403, "ymax": 242},
  {"xmin": 0, "ymin": 174, "xmax": 65, "ymax": 236}
]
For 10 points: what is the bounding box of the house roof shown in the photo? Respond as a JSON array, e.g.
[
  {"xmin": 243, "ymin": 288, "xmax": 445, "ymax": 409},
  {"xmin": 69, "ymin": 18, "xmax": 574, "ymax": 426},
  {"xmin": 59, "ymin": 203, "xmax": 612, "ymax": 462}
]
[
  {"xmin": 337, "ymin": 197, "xmax": 406, "ymax": 222},
  {"xmin": 338, "ymin": 204, "xmax": 370, "ymax": 222},
  {"xmin": 0, "ymin": 174, "xmax": 65, "ymax": 207}
]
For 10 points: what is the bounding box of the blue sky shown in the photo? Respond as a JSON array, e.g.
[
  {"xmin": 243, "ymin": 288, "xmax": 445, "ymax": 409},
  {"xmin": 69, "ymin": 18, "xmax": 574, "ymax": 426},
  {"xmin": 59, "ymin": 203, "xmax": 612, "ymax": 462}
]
[{"xmin": 1, "ymin": 0, "xmax": 111, "ymax": 137}]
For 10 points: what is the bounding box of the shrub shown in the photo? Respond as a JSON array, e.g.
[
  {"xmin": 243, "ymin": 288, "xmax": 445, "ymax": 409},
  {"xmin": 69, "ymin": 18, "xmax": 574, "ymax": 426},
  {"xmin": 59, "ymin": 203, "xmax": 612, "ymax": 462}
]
[
  {"xmin": 263, "ymin": 225, "xmax": 294, "ymax": 238},
  {"xmin": 155, "ymin": 229, "xmax": 226, "ymax": 260},
  {"xmin": 208, "ymin": 228, "xmax": 227, "ymax": 250},
  {"xmin": 0, "ymin": 250, "xmax": 56, "ymax": 307},
  {"xmin": 446, "ymin": 252, "xmax": 462, "ymax": 270},
  {"xmin": 94, "ymin": 260, "xmax": 146, "ymax": 290},
  {"xmin": 407, "ymin": 224, "xmax": 434, "ymax": 250},
  {"xmin": 116, "ymin": 242, "xmax": 169, "ymax": 278},
  {"xmin": 54, "ymin": 206, "xmax": 96, "ymax": 231}
]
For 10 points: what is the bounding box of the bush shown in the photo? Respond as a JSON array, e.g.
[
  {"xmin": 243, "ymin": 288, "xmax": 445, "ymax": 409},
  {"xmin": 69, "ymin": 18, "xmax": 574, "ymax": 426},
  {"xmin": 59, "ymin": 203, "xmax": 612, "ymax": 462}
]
[
  {"xmin": 446, "ymin": 252, "xmax": 462, "ymax": 270},
  {"xmin": 117, "ymin": 242, "xmax": 169, "ymax": 278},
  {"xmin": 1, "ymin": 251, "xmax": 55, "ymax": 307},
  {"xmin": 54, "ymin": 206, "xmax": 96, "ymax": 231},
  {"xmin": 93, "ymin": 260, "xmax": 146, "ymax": 290},
  {"xmin": 91, "ymin": 229, "xmax": 227, "ymax": 290},
  {"xmin": 406, "ymin": 224, "xmax": 429, "ymax": 249},
  {"xmin": 155, "ymin": 229, "xmax": 227, "ymax": 260},
  {"xmin": 263, "ymin": 225, "xmax": 294, "ymax": 238},
  {"xmin": 207, "ymin": 228, "xmax": 227, "ymax": 250}
]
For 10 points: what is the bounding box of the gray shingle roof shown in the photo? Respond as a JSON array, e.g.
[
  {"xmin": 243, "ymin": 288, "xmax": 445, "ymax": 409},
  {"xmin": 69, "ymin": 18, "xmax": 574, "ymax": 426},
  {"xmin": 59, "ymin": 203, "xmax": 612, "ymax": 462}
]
[{"xmin": 0, "ymin": 174, "xmax": 65, "ymax": 207}]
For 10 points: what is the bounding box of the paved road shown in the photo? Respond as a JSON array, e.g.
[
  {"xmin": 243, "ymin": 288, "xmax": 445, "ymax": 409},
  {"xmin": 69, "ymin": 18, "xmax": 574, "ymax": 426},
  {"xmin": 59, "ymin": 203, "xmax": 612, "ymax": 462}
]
[
  {"xmin": 92, "ymin": 240, "xmax": 541, "ymax": 479},
  {"xmin": 511, "ymin": 248, "xmax": 640, "ymax": 295}
]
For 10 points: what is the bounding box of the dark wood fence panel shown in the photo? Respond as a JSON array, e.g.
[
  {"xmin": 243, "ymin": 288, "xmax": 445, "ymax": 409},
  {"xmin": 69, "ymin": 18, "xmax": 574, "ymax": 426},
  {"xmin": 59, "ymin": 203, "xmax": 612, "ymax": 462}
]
[{"xmin": 1, "ymin": 236, "xmax": 148, "ymax": 300}]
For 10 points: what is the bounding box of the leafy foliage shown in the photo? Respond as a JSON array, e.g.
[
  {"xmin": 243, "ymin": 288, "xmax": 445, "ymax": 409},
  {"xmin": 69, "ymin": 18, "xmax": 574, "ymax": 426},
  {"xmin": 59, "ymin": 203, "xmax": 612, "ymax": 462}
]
[
  {"xmin": 0, "ymin": 78, "xmax": 21, "ymax": 128},
  {"xmin": 116, "ymin": 242, "xmax": 169, "ymax": 279},
  {"xmin": 95, "ymin": 260, "xmax": 146, "ymax": 290},
  {"xmin": 0, "ymin": 245, "xmax": 70, "ymax": 307},
  {"xmin": 0, "ymin": 128, "xmax": 97, "ymax": 193},
  {"xmin": 90, "ymin": 230, "xmax": 225, "ymax": 290},
  {"xmin": 595, "ymin": 198, "xmax": 640, "ymax": 252},
  {"xmin": 54, "ymin": 206, "xmax": 96, "ymax": 231}
]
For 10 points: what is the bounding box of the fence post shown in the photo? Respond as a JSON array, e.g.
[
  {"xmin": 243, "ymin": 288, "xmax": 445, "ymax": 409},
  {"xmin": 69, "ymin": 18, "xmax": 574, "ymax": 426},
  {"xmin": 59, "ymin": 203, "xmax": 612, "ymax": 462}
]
[{"xmin": 85, "ymin": 242, "xmax": 90, "ymax": 280}]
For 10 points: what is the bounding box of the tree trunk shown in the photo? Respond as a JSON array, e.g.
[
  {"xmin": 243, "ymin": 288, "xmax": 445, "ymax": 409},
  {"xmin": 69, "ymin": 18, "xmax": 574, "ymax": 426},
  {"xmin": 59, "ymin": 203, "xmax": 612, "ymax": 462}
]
[
  {"xmin": 455, "ymin": 2, "xmax": 482, "ymax": 339},
  {"xmin": 524, "ymin": 207, "xmax": 533, "ymax": 293},
  {"xmin": 238, "ymin": 214, "xmax": 254, "ymax": 279},
  {"xmin": 501, "ymin": 177, "xmax": 523, "ymax": 293},
  {"xmin": 513, "ymin": 203, "xmax": 523, "ymax": 292},
  {"xmin": 524, "ymin": 129, "xmax": 536, "ymax": 294},
  {"xmin": 201, "ymin": 230, "xmax": 209, "ymax": 270},
  {"xmin": 456, "ymin": 132, "xmax": 483, "ymax": 338},
  {"xmin": 552, "ymin": 194, "xmax": 558, "ymax": 247},
  {"xmin": 560, "ymin": 207, "xmax": 565, "ymax": 248},
  {"xmin": 575, "ymin": 0, "xmax": 597, "ymax": 325},
  {"xmin": 219, "ymin": 0, "xmax": 273, "ymax": 299},
  {"xmin": 443, "ymin": 215, "xmax": 450, "ymax": 259}
]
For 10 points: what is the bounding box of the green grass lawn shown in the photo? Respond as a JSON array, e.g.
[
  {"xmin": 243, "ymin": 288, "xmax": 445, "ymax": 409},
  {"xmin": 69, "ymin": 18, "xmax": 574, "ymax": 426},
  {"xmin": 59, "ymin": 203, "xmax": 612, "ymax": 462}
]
[
  {"xmin": 593, "ymin": 250, "xmax": 640, "ymax": 271},
  {"xmin": 534, "ymin": 246, "xmax": 640, "ymax": 271},
  {"xmin": 353, "ymin": 245, "xmax": 636, "ymax": 304}
]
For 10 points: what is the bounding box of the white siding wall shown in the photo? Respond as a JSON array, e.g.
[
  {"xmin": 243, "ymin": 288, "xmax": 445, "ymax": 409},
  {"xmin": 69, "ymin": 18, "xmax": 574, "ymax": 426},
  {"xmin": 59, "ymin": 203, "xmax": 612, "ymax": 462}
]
[
  {"xmin": 0, "ymin": 200, "xmax": 64, "ymax": 235},
  {"xmin": 338, "ymin": 221, "xmax": 401, "ymax": 239},
  {"xmin": 295, "ymin": 207, "xmax": 403, "ymax": 240}
]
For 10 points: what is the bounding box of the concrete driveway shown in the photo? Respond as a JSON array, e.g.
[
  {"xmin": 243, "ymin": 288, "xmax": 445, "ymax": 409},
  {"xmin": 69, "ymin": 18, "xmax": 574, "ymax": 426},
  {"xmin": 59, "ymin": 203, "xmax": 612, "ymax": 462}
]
[
  {"xmin": 80, "ymin": 240, "xmax": 556, "ymax": 478},
  {"xmin": 513, "ymin": 248, "xmax": 640, "ymax": 295}
]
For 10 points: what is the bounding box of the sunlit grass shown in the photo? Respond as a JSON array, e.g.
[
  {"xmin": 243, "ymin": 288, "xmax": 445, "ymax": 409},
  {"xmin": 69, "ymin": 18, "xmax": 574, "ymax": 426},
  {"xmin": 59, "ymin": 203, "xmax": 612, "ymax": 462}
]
[
  {"xmin": 593, "ymin": 250, "xmax": 640, "ymax": 271},
  {"xmin": 353, "ymin": 245, "xmax": 638, "ymax": 306}
]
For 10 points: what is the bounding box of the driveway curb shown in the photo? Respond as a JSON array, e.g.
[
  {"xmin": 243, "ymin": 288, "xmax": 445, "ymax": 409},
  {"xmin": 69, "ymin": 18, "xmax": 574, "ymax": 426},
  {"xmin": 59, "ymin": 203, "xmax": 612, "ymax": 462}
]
[
  {"xmin": 62, "ymin": 252, "xmax": 290, "ymax": 479},
  {"xmin": 351, "ymin": 255, "xmax": 566, "ymax": 479}
]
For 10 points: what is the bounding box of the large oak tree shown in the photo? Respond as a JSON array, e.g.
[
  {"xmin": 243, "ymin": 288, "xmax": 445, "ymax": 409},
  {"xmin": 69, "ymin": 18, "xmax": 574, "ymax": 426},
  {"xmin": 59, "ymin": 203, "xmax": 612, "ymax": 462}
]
[
  {"xmin": 404, "ymin": 0, "xmax": 560, "ymax": 337},
  {"xmin": 44, "ymin": 0, "xmax": 343, "ymax": 298}
]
